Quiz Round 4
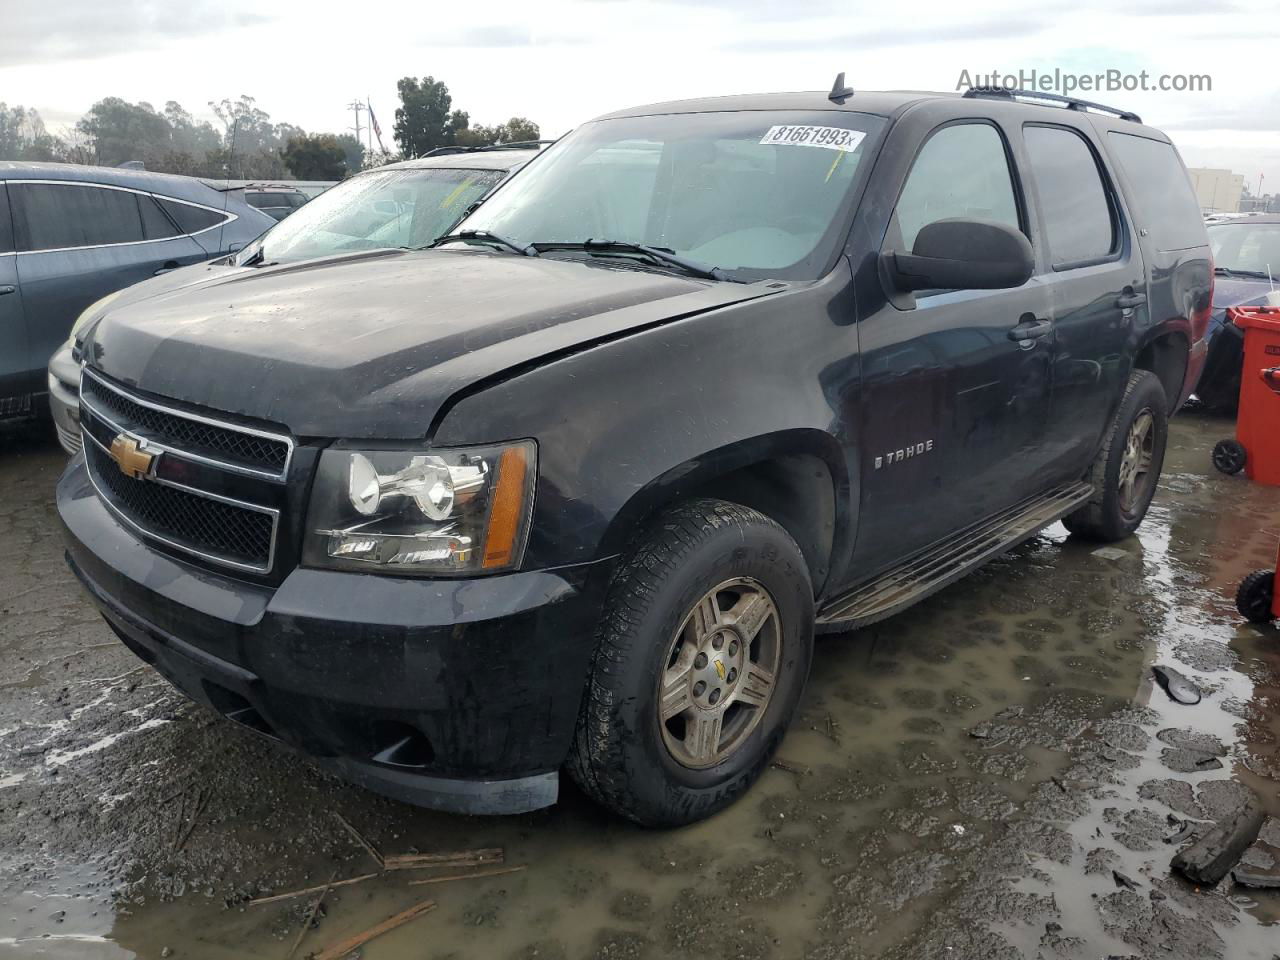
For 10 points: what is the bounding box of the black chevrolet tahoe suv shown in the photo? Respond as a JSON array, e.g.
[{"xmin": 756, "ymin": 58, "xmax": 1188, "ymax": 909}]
[{"xmin": 58, "ymin": 83, "xmax": 1212, "ymax": 826}]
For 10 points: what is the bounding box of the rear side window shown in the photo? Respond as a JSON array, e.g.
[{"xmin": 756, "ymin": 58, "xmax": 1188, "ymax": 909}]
[
  {"xmin": 139, "ymin": 195, "xmax": 181, "ymax": 240},
  {"xmin": 895, "ymin": 123, "xmax": 1021, "ymax": 251},
  {"xmin": 1106, "ymin": 133, "xmax": 1206, "ymax": 252},
  {"xmin": 1024, "ymin": 126, "xmax": 1116, "ymax": 268},
  {"xmin": 0, "ymin": 185, "xmax": 12, "ymax": 254},
  {"xmin": 158, "ymin": 198, "xmax": 227, "ymax": 235},
  {"xmin": 10, "ymin": 183, "xmax": 148, "ymax": 251}
]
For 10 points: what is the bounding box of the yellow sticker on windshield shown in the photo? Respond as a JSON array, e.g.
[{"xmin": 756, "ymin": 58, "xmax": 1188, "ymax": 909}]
[{"xmin": 760, "ymin": 125, "xmax": 865, "ymax": 153}]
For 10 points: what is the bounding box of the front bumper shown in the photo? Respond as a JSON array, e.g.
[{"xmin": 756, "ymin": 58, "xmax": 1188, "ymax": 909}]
[
  {"xmin": 58, "ymin": 455, "xmax": 609, "ymax": 815},
  {"xmin": 47, "ymin": 343, "xmax": 81, "ymax": 455}
]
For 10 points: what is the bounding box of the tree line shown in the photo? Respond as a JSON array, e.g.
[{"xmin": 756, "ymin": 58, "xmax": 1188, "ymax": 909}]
[{"xmin": 0, "ymin": 78, "xmax": 540, "ymax": 182}]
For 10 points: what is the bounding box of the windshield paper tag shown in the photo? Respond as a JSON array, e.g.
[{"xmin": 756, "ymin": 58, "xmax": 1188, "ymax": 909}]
[{"xmin": 760, "ymin": 125, "xmax": 865, "ymax": 153}]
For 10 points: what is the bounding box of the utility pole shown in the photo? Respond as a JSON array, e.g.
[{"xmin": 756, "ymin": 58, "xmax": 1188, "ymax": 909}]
[{"xmin": 347, "ymin": 99, "xmax": 364, "ymax": 146}]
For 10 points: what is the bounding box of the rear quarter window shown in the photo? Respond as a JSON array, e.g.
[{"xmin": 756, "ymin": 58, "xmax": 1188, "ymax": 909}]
[
  {"xmin": 1106, "ymin": 133, "xmax": 1207, "ymax": 252},
  {"xmin": 158, "ymin": 198, "xmax": 227, "ymax": 235}
]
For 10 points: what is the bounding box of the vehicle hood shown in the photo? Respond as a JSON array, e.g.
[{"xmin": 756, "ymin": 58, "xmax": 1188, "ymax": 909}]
[
  {"xmin": 85, "ymin": 249, "xmax": 776, "ymax": 438},
  {"xmin": 1208, "ymin": 275, "xmax": 1278, "ymax": 337}
]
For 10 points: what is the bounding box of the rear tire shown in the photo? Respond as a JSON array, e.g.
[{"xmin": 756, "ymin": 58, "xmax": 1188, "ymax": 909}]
[
  {"xmin": 567, "ymin": 499, "xmax": 814, "ymax": 827},
  {"xmin": 1236, "ymin": 570, "xmax": 1276, "ymax": 624},
  {"xmin": 1063, "ymin": 370, "xmax": 1168, "ymax": 542}
]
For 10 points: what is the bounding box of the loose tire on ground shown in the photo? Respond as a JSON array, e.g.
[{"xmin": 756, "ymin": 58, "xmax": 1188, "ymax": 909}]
[
  {"xmin": 567, "ymin": 499, "xmax": 814, "ymax": 827},
  {"xmin": 1063, "ymin": 370, "xmax": 1170, "ymax": 542},
  {"xmin": 1236, "ymin": 570, "xmax": 1276, "ymax": 624}
]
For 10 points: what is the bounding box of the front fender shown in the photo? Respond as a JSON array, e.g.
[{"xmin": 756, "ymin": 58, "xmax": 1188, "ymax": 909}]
[{"xmin": 431, "ymin": 266, "xmax": 860, "ymax": 576}]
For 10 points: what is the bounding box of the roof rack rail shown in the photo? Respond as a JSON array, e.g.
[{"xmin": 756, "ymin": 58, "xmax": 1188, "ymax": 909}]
[
  {"xmin": 961, "ymin": 86, "xmax": 1142, "ymax": 124},
  {"xmin": 421, "ymin": 139, "xmax": 558, "ymax": 158}
]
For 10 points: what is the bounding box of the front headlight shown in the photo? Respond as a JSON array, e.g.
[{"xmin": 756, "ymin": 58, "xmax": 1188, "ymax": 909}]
[
  {"xmin": 68, "ymin": 289, "xmax": 126, "ymax": 346},
  {"xmin": 302, "ymin": 441, "xmax": 536, "ymax": 575}
]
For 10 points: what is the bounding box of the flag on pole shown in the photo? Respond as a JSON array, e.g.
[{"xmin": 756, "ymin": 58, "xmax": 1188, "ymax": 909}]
[{"xmin": 368, "ymin": 103, "xmax": 387, "ymax": 154}]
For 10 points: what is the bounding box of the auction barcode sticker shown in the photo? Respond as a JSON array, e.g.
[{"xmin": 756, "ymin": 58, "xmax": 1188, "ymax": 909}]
[{"xmin": 759, "ymin": 125, "xmax": 866, "ymax": 153}]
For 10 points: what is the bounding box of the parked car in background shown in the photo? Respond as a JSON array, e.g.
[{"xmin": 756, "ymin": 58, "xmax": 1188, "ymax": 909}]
[
  {"xmin": 226, "ymin": 146, "xmax": 539, "ymax": 264},
  {"xmin": 0, "ymin": 162, "xmax": 273, "ymax": 446},
  {"xmin": 59, "ymin": 87, "xmax": 1209, "ymax": 826},
  {"xmin": 1195, "ymin": 215, "xmax": 1280, "ymax": 413},
  {"xmin": 47, "ymin": 146, "xmax": 538, "ymax": 454},
  {"xmin": 244, "ymin": 184, "xmax": 310, "ymax": 221}
]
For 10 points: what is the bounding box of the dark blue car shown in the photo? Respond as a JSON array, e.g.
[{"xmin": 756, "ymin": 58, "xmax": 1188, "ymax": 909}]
[
  {"xmin": 0, "ymin": 163, "xmax": 273, "ymax": 433},
  {"xmin": 1197, "ymin": 215, "xmax": 1280, "ymax": 413}
]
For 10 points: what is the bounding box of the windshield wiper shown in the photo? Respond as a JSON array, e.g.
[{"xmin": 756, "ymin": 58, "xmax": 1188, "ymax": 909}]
[
  {"xmin": 428, "ymin": 230, "xmax": 539, "ymax": 257},
  {"xmin": 535, "ymin": 239, "xmax": 734, "ymax": 282},
  {"xmin": 1215, "ymin": 266, "xmax": 1272, "ymax": 280}
]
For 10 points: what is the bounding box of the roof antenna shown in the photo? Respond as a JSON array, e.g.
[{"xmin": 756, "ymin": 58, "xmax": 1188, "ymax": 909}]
[{"xmin": 829, "ymin": 72, "xmax": 854, "ymax": 104}]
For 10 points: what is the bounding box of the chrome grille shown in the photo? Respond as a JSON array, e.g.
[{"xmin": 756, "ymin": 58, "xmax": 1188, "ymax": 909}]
[
  {"xmin": 85, "ymin": 440, "xmax": 275, "ymax": 570},
  {"xmin": 80, "ymin": 368, "xmax": 291, "ymax": 478},
  {"xmin": 79, "ymin": 368, "xmax": 290, "ymax": 574}
]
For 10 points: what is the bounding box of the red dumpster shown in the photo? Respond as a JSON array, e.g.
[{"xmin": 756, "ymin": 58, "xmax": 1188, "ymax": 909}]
[{"xmin": 1211, "ymin": 305, "xmax": 1280, "ymax": 486}]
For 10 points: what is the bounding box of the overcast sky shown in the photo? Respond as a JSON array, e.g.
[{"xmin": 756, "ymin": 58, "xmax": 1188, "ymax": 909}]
[{"xmin": 2, "ymin": 0, "xmax": 1278, "ymax": 189}]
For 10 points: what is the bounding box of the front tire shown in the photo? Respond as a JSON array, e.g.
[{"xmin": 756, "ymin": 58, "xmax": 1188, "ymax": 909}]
[
  {"xmin": 567, "ymin": 499, "xmax": 814, "ymax": 827},
  {"xmin": 1063, "ymin": 370, "xmax": 1169, "ymax": 542}
]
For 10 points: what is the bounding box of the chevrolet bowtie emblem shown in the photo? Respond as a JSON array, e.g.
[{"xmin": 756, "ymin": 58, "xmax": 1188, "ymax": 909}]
[{"xmin": 109, "ymin": 433, "xmax": 155, "ymax": 480}]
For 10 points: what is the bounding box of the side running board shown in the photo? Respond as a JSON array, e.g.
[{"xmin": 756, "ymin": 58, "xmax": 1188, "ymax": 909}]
[{"xmin": 816, "ymin": 481, "xmax": 1094, "ymax": 632}]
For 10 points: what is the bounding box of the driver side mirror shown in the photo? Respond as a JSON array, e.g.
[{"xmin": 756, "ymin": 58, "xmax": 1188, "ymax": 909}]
[{"xmin": 885, "ymin": 218, "xmax": 1034, "ymax": 293}]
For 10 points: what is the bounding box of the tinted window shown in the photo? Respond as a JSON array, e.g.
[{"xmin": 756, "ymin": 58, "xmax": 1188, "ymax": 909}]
[
  {"xmin": 0, "ymin": 184, "xmax": 12, "ymax": 254},
  {"xmin": 895, "ymin": 123, "xmax": 1020, "ymax": 251},
  {"xmin": 1107, "ymin": 133, "xmax": 1206, "ymax": 252},
  {"xmin": 139, "ymin": 195, "xmax": 181, "ymax": 240},
  {"xmin": 158, "ymin": 199, "xmax": 226, "ymax": 235},
  {"xmin": 1024, "ymin": 126, "xmax": 1116, "ymax": 267},
  {"xmin": 11, "ymin": 183, "xmax": 147, "ymax": 251}
]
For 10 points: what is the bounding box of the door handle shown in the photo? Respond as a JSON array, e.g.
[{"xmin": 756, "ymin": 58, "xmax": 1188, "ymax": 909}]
[
  {"xmin": 1008, "ymin": 316, "xmax": 1052, "ymax": 342},
  {"xmin": 0, "ymin": 285, "xmax": 14, "ymax": 296},
  {"xmin": 153, "ymin": 261, "xmax": 180, "ymax": 276},
  {"xmin": 1116, "ymin": 291, "xmax": 1147, "ymax": 309}
]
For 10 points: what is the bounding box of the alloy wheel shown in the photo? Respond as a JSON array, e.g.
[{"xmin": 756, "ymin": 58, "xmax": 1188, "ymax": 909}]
[
  {"xmin": 1118, "ymin": 410, "xmax": 1156, "ymax": 513},
  {"xmin": 658, "ymin": 577, "xmax": 782, "ymax": 769}
]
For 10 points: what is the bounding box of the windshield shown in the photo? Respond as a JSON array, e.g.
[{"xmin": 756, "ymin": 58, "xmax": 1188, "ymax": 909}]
[
  {"xmin": 1209, "ymin": 222, "xmax": 1280, "ymax": 278},
  {"xmin": 246, "ymin": 167, "xmax": 506, "ymax": 264},
  {"xmin": 456, "ymin": 110, "xmax": 884, "ymax": 280}
]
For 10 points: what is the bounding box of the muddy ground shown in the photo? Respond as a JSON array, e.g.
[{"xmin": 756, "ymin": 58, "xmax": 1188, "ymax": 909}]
[{"xmin": 2, "ymin": 412, "xmax": 1279, "ymax": 960}]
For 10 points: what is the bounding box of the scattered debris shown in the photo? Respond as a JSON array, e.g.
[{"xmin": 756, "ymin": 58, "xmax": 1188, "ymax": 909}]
[
  {"xmin": 286, "ymin": 870, "xmax": 337, "ymax": 959},
  {"xmin": 407, "ymin": 864, "xmax": 527, "ymax": 887},
  {"xmin": 311, "ymin": 897, "xmax": 437, "ymax": 960},
  {"xmin": 1112, "ymin": 869, "xmax": 1140, "ymax": 890},
  {"xmin": 1171, "ymin": 803, "xmax": 1266, "ymax": 885},
  {"xmin": 382, "ymin": 848, "xmax": 503, "ymax": 871},
  {"xmin": 247, "ymin": 873, "xmax": 380, "ymax": 907},
  {"xmin": 1231, "ymin": 818, "xmax": 1280, "ymax": 890},
  {"xmin": 1151, "ymin": 665, "xmax": 1202, "ymax": 705},
  {"xmin": 770, "ymin": 758, "xmax": 811, "ymax": 776},
  {"xmin": 1164, "ymin": 819, "xmax": 1211, "ymax": 846},
  {"xmin": 1091, "ymin": 546, "xmax": 1131, "ymax": 562},
  {"xmin": 333, "ymin": 812, "xmax": 385, "ymax": 868},
  {"xmin": 173, "ymin": 789, "xmax": 210, "ymax": 853}
]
